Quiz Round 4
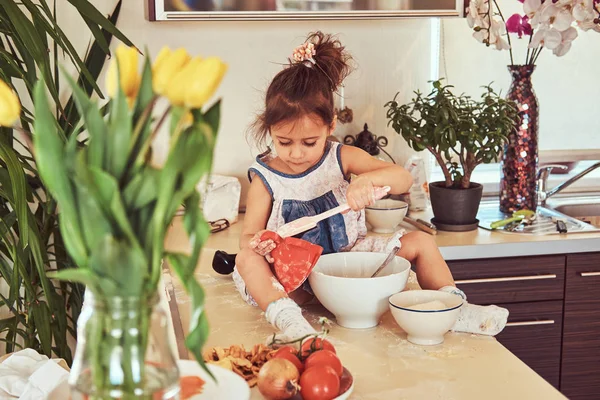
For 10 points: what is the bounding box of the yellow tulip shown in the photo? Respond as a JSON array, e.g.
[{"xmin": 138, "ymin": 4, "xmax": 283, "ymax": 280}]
[
  {"xmin": 153, "ymin": 47, "xmax": 172, "ymax": 72},
  {"xmin": 0, "ymin": 79, "xmax": 21, "ymax": 127},
  {"xmin": 165, "ymin": 57, "xmax": 204, "ymax": 107},
  {"xmin": 184, "ymin": 57, "xmax": 228, "ymax": 109},
  {"xmin": 152, "ymin": 47, "xmax": 191, "ymax": 95},
  {"xmin": 106, "ymin": 45, "xmax": 140, "ymax": 98}
]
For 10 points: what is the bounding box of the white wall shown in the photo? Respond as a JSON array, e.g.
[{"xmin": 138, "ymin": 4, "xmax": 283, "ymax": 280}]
[
  {"xmin": 440, "ymin": 0, "xmax": 600, "ymax": 152},
  {"xmin": 57, "ymin": 0, "xmax": 436, "ymax": 205}
]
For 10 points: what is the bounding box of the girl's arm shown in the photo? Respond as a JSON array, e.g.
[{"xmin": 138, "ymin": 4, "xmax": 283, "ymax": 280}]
[
  {"xmin": 341, "ymin": 145, "xmax": 414, "ymax": 211},
  {"xmin": 240, "ymin": 177, "xmax": 273, "ymax": 250},
  {"xmin": 342, "ymin": 145, "xmax": 413, "ymax": 194}
]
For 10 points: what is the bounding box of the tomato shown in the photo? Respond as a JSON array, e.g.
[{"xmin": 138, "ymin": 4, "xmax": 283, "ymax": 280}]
[
  {"xmin": 274, "ymin": 345, "xmax": 298, "ymax": 357},
  {"xmin": 300, "ymin": 338, "xmax": 336, "ymax": 358},
  {"xmin": 299, "ymin": 365, "xmax": 341, "ymax": 400},
  {"xmin": 274, "ymin": 346, "xmax": 304, "ymax": 373},
  {"xmin": 304, "ymin": 350, "xmax": 343, "ymax": 377}
]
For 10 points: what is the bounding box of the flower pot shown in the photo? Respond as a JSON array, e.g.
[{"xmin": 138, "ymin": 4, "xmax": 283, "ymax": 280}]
[
  {"xmin": 429, "ymin": 181, "xmax": 483, "ymax": 231},
  {"xmin": 69, "ymin": 292, "xmax": 180, "ymax": 400}
]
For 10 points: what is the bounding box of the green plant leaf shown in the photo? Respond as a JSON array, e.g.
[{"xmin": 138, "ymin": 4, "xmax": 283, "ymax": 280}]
[
  {"xmin": 66, "ymin": 0, "xmax": 134, "ymax": 48},
  {"xmin": 61, "ymin": 69, "xmax": 107, "ymax": 169},
  {"xmin": 49, "ymin": 268, "xmax": 104, "ymax": 295},
  {"xmin": 126, "ymin": 95, "xmax": 156, "ymax": 179},
  {"xmin": 0, "ymin": 141, "xmax": 29, "ymax": 247},
  {"xmin": 176, "ymin": 122, "xmax": 216, "ymax": 204},
  {"xmin": 0, "ymin": 317, "xmax": 18, "ymax": 333},
  {"xmin": 88, "ymin": 167, "xmax": 137, "ymax": 246},
  {"xmin": 62, "ymin": 0, "xmax": 124, "ymax": 134},
  {"xmin": 27, "ymin": 217, "xmax": 54, "ymax": 302},
  {"xmin": 166, "ymin": 252, "xmax": 212, "ymax": 379},
  {"xmin": 30, "ymin": 301, "xmax": 52, "ymax": 356},
  {"xmin": 80, "ymin": 14, "xmax": 110, "ymax": 55},
  {"xmin": 33, "ymin": 80, "xmax": 88, "ymax": 267},
  {"xmin": 201, "ymin": 100, "xmax": 221, "ymax": 136},
  {"xmin": 123, "ymin": 167, "xmax": 159, "ymax": 210},
  {"xmin": 106, "ymin": 71, "xmax": 132, "ymax": 180},
  {"xmin": 2, "ymin": 1, "xmax": 62, "ymax": 111},
  {"xmin": 71, "ymin": 167, "xmax": 114, "ymax": 253},
  {"xmin": 0, "ymin": 211, "xmax": 16, "ymax": 246},
  {"xmin": 133, "ymin": 53, "xmax": 155, "ymax": 121},
  {"xmin": 21, "ymin": 0, "xmax": 103, "ymax": 101},
  {"xmin": 89, "ymin": 236, "xmax": 147, "ymax": 297}
]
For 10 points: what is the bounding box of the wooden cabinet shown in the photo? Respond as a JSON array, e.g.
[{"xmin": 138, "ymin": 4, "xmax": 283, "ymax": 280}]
[
  {"xmin": 449, "ymin": 251, "xmax": 600, "ymax": 396},
  {"xmin": 561, "ymin": 252, "xmax": 600, "ymax": 399},
  {"xmin": 447, "ymin": 255, "xmax": 566, "ymax": 390},
  {"xmin": 496, "ymin": 301, "xmax": 563, "ymax": 389}
]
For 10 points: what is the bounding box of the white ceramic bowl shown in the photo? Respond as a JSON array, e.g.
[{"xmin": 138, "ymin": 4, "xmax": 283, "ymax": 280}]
[
  {"xmin": 388, "ymin": 290, "xmax": 464, "ymax": 346},
  {"xmin": 308, "ymin": 252, "xmax": 411, "ymax": 329},
  {"xmin": 365, "ymin": 199, "xmax": 408, "ymax": 233}
]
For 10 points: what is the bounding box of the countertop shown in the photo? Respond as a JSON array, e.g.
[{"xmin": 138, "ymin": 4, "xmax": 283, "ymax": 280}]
[
  {"xmin": 164, "ymin": 216, "xmax": 567, "ymax": 400},
  {"xmin": 175, "ymin": 209, "xmax": 600, "ymax": 262}
]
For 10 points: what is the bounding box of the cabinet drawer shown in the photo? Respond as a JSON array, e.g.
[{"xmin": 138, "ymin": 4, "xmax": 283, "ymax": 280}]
[
  {"xmin": 561, "ymin": 253, "xmax": 600, "ymax": 399},
  {"xmin": 448, "ymin": 255, "xmax": 565, "ymax": 304},
  {"xmin": 496, "ymin": 300, "xmax": 563, "ymax": 389}
]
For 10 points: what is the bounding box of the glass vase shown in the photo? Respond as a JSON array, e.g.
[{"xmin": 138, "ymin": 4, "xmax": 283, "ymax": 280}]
[
  {"xmin": 499, "ymin": 64, "xmax": 539, "ymax": 213},
  {"xmin": 69, "ymin": 292, "xmax": 180, "ymax": 400}
]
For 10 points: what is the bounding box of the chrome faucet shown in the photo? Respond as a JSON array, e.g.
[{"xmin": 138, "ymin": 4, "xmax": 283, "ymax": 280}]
[{"xmin": 537, "ymin": 161, "xmax": 600, "ymax": 206}]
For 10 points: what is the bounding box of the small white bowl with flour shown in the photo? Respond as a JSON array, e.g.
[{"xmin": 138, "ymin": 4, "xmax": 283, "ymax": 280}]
[{"xmin": 388, "ymin": 290, "xmax": 464, "ymax": 345}]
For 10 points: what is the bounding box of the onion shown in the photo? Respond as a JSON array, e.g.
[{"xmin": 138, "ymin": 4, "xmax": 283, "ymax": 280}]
[{"xmin": 257, "ymin": 358, "xmax": 300, "ymax": 400}]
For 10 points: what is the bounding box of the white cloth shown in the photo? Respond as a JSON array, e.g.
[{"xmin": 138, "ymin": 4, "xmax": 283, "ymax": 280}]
[
  {"xmin": 439, "ymin": 286, "xmax": 509, "ymax": 336},
  {"xmin": 0, "ymin": 349, "xmax": 69, "ymax": 399}
]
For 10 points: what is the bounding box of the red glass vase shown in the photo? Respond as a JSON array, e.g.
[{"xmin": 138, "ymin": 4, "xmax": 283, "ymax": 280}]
[{"xmin": 500, "ymin": 65, "xmax": 539, "ymax": 213}]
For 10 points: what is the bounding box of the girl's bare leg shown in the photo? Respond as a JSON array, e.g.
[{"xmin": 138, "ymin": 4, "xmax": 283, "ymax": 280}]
[
  {"xmin": 236, "ymin": 248, "xmax": 316, "ymax": 342},
  {"xmin": 396, "ymin": 231, "xmax": 455, "ymax": 290}
]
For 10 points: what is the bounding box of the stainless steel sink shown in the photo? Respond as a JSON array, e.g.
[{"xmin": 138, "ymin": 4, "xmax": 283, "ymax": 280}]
[
  {"xmin": 547, "ymin": 196, "xmax": 600, "ymax": 228},
  {"xmin": 477, "ymin": 199, "xmax": 600, "ymax": 235}
]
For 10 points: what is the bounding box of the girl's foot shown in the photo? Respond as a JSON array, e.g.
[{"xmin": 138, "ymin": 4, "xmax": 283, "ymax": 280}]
[
  {"xmin": 439, "ymin": 286, "xmax": 509, "ymax": 336},
  {"xmin": 265, "ymin": 297, "xmax": 316, "ymax": 344}
]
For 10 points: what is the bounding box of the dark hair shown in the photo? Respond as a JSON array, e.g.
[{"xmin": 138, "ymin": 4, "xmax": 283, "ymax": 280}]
[{"xmin": 250, "ymin": 31, "xmax": 354, "ymax": 150}]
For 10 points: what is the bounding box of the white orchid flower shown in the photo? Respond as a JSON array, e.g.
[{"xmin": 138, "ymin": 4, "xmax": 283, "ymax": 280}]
[
  {"xmin": 539, "ymin": 4, "xmax": 575, "ymax": 31},
  {"xmin": 572, "ymin": 0, "xmax": 599, "ymax": 30},
  {"xmin": 529, "ymin": 25, "xmax": 563, "ymax": 49},
  {"xmin": 572, "ymin": 0, "xmax": 594, "ymax": 20},
  {"xmin": 552, "ymin": 27, "xmax": 578, "ymax": 56},
  {"xmin": 467, "ymin": 0, "xmax": 489, "ymax": 28},
  {"xmin": 495, "ymin": 36, "xmax": 511, "ymax": 50},
  {"xmin": 524, "ymin": 0, "xmax": 543, "ymax": 27},
  {"xmin": 473, "ymin": 17, "xmax": 510, "ymax": 50},
  {"xmin": 577, "ymin": 19, "xmax": 600, "ymax": 31}
]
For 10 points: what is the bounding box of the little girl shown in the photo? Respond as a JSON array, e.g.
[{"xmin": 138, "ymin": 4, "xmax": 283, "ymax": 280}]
[{"xmin": 234, "ymin": 31, "xmax": 508, "ymax": 342}]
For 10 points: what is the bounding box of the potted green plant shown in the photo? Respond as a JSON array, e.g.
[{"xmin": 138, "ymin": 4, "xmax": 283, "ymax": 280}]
[
  {"xmin": 385, "ymin": 80, "xmax": 518, "ymax": 230},
  {"xmin": 0, "ymin": 0, "xmax": 132, "ymax": 363}
]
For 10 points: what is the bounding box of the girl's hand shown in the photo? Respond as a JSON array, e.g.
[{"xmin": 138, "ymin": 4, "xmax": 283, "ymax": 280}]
[
  {"xmin": 346, "ymin": 176, "xmax": 376, "ymax": 211},
  {"xmin": 249, "ymin": 230, "xmax": 276, "ymax": 263}
]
